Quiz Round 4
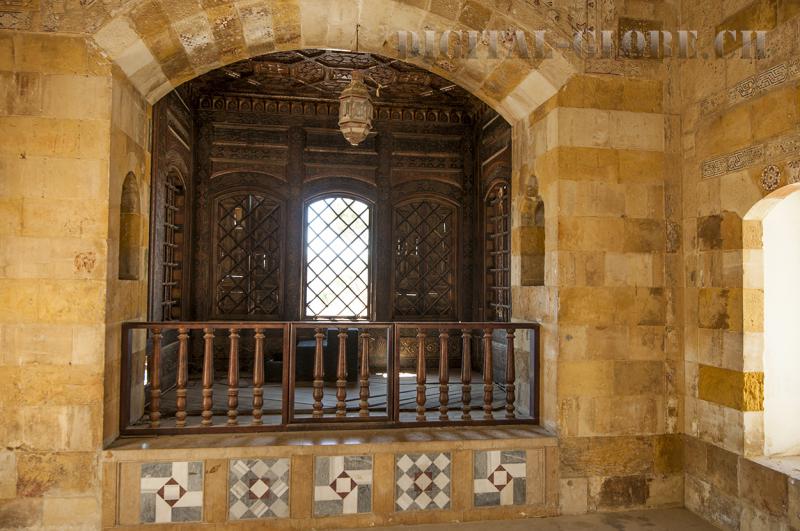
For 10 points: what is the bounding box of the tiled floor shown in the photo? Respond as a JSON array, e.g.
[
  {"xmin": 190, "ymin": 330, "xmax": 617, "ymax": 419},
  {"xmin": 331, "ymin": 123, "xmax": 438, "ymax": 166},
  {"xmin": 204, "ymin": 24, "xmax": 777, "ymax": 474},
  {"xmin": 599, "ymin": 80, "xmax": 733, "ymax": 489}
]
[{"xmin": 343, "ymin": 508, "xmax": 718, "ymax": 530}]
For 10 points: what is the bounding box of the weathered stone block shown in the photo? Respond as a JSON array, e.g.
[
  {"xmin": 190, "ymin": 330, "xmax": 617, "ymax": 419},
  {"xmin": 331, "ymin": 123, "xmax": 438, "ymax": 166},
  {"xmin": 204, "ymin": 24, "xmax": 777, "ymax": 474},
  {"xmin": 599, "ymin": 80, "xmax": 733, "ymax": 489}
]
[
  {"xmin": 738, "ymin": 458, "xmax": 788, "ymax": 516},
  {"xmin": 788, "ymin": 477, "xmax": 800, "ymax": 529},
  {"xmin": 0, "ymin": 498, "xmax": 42, "ymax": 528},
  {"xmin": 558, "ymin": 360, "xmax": 614, "ymax": 397},
  {"xmin": 16, "ymin": 452, "xmax": 96, "ymax": 497},
  {"xmin": 560, "ymin": 436, "xmax": 653, "ymax": 478},
  {"xmin": 654, "ymin": 434, "xmax": 684, "ymax": 474},
  {"xmin": 697, "ymin": 288, "xmax": 743, "ymax": 330},
  {"xmin": 0, "ymin": 450, "xmax": 16, "ymax": 498},
  {"xmin": 614, "ymin": 360, "xmax": 665, "ymax": 395},
  {"xmin": 715, "ymin": 0, "xmax": 777, "ymax": 55},
  {"xmin": 559, "ymin": 478, "xmax": 588, "ymax": 515},
  {"xmin": 698, "ymin": 364, "xmax": 764, "ymax": 411},
  {"xmin": 624, "ymin": 219, "xmax": 665, "ymax": 253},
  {"xmin": 597, "ymin": 475, "xmax": 649, "ymax": 508},
  {"xmin": 706, "ymin": 443, "xmax": 739, "ymax": 496},
  {"xmin": 42, "ymin": 496, "xmax": 99, "ymax": 527}
]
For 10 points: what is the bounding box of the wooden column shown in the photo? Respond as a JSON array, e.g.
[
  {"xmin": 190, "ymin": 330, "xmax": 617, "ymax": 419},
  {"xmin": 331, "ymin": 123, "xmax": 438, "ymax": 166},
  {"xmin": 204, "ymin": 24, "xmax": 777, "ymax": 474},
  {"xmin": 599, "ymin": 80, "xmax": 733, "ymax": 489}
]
[
  {"xmin": 148, "ymin": 328, "xmax": 162, "ymax": 428},
  {"xmin": 416, "ymin": 329, "xmax": 427, "ymax": 421},
  {"xmin": 252, "ymin": 328, "xmax": 265, "ymax": 425},
  {"xmin": 359, "ymin": 330, "xmax": 371, "ymax": 417},
  {"xmin": 482, "ymin": 328, "xmax": 493, "ymax": 420},
  {"xmin": 175, "ymin": 327, "xmax": 189, "ymax": 427},
  {"xmin": 505, "ymin": 328, "xmax": 516, "ymax": 419},
  {"xmin": 438, "ymin": 329, "xmax": 449, "ymax": 420},
  {"xmin": 312, "ymin": 328, "xmax": 324, "ymax": 418},
  {"xmin": 336, "ymin": 328, "xmax": 348, "ymax": 417},
  {"xmin": 227, "ymin": 328, "xmax": 240, "ymax": 426},
  {"xmin": 200, "ymin": 328, "xmax": 214, "ymax": 426},
  {"xmin": 461, "ymin": 329, "xmax": 472, "ymax": 420}
]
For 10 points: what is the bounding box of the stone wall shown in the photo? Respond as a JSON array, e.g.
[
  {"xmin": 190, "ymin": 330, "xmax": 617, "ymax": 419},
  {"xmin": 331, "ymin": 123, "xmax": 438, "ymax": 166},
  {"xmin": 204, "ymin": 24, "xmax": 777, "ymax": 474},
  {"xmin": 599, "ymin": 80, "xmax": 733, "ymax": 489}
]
[
  {"xmin": 0, "ymin": 31, "xmax": 112, "ymax": 529},
  {"xmin": 519, "ymin": 73, "xmax": 684, "ymax": 513},
  {"xmin": 679, "ymin": 0, "xmax": 800, "ymax": 528},
  {"xmin": 2, "ymin": 0, "xmax": 800, "ymax": 529},
  {"xmin": 103, "ymin": 68, "xmax": 151, "ymax": 444}
]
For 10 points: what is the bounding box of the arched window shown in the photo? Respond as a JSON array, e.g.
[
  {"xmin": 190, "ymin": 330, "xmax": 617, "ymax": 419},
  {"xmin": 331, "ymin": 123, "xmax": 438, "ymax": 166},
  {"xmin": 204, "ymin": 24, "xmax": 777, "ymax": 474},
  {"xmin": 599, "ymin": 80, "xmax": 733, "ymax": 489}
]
[
  {"xmin": 119, "ymin": 172, "xmax": 141, "ymax": 280},
  {"xmin": 304, "ymin": 196, "xmax": 371, "ymax": 320},
  {"xmin": 758, "ymin": 186, "xmax": 800, "ymax": 455}
]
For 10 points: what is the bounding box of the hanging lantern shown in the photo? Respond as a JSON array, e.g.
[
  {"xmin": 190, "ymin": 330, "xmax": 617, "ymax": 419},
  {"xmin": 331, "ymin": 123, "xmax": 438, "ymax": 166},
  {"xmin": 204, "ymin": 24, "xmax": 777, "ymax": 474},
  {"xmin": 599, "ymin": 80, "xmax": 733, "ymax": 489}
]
[{"xmin": 338, "ymin": 70, "xmax": 373, "ymax": 146}]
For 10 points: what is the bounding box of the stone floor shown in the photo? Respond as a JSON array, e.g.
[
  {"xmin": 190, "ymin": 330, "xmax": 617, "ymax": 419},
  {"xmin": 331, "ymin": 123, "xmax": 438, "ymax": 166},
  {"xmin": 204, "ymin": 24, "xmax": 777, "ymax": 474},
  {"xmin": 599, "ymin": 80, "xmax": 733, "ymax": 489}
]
[{"xmin": 344, "ymin": 509, "xmax": 718, "ymax": 531}]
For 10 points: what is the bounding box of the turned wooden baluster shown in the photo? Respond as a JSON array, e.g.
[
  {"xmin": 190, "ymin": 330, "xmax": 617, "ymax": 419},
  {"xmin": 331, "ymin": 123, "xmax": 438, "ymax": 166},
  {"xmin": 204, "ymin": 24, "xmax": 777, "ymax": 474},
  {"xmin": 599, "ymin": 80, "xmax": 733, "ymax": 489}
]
[
  {"xmin": 336, "ymin": 328, "xmax": 348, "ymax": 417},
  {"xmin": 175, "ymin": 327, "xmax": 189, "ymax": 427},
  {"xmin": 438, "ymin": 329, "xmax": 449, "ymax": 420},
  {"xmin": 149, "ymin": 328, "xmax": 163, "ymax": 428},
  {"xmin": 416, "ymin": 328, "xmax": 427, "ymax": 421},
  {"xmin": 482, "ymin": 328, "xmax": 493, "ymax": 420},
  {"xmin": 252, "ymin": 328, "xmax": 265, "ymax": 425},
  {"xmin": 358, "ymin": 330, "xmax": 371, "ymax": 417},
  {"xmin": 461, "ymin": 329, "xmax": 472, "ymax": 420},
  {"xmin": 312, "ymin": 328, "xmax": 325, "ymax": 418},
  {"xmin": 200, "ymin": 328, "xmax": 214, "ymax": 426},
  {"xmin": 505, "ymin": 328, "xmax": 516, "ymax": 419},
  {"xmin": 227, "ymin": 328, "xmax": 240, "ymax": 426}
]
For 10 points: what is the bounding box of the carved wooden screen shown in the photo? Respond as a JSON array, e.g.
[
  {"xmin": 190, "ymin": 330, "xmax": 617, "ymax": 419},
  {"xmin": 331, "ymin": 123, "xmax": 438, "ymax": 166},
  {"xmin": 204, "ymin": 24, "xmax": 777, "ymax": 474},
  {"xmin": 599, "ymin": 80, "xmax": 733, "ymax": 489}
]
[
  {"xmin": 485, "ymin": 182, "xmax": 510, "ymax": 321},
  {"xmin": 213, "ymin": 192, "xmax": 283, "ymax": 318},
  {"xmin": 304, "ymin": 196, "xmax": 371, "ymax": 320},
  {"xmin": 161, "ymin": 173, "xmax": 186, "ymax": 321},
  {"xmin": 393, "ymin": 198, "xmax": 457, "ymax": 319}
]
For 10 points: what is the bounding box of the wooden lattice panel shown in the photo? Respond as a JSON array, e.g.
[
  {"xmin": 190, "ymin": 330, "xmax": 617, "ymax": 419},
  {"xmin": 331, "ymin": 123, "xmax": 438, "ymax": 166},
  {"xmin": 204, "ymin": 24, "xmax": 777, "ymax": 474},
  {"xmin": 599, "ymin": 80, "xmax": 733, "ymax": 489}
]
[
  {"xmin": 393, "ymin": 199, "xmax": 456, "ymax": 319},
  {"xmin": 161, "ymin": 174, "xmax": 185, "ymax": 321},
  {"xmin": 484, "ymin": 183, "xmax": 510, "ymax": 322},
  {"xmin": 214, "ymin": 193, "xmax": 282, "ymax": 317}
]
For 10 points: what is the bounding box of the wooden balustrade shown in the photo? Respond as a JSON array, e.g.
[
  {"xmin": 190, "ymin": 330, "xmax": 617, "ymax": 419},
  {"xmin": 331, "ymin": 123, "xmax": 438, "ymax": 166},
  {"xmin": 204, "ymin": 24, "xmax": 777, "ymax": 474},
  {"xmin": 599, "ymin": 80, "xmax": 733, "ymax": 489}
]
[{"xmin": 120, "ymin": 321, "xmax": 540, "ymax": 435}]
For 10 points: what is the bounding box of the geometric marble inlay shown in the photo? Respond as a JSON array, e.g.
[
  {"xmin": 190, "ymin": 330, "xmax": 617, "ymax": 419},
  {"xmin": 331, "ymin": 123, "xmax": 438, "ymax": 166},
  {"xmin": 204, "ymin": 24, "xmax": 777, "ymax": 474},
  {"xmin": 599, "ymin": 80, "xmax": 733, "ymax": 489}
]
[
  {"xmin": 395, "ymin": 452, "xmax": 451, "ymax": 511},
  {"xmin": 313, "ymin": 455, "xmax": 372, "ymax": 516},
  {"xmin": 229, "ymin": 458, "xmax": 290, "ymax": 520},
  {"xmin": 140, "ymin": 461, "xmax": 203, "ymax": 523},
  {"xmin": 473, "ymin": 450, "xmax": 526, "ymax": 507}
]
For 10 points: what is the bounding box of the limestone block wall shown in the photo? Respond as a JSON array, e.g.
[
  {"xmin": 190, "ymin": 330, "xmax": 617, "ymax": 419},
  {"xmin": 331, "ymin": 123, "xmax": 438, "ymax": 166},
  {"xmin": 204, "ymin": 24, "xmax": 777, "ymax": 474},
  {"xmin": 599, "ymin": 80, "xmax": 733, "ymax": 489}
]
[
  {"xmin": 679, "ymin": 0, "xmax": 800, "ymax": 528},
  {"xmin": 103, "ymin": 68, "xmax": 151, "ymax": 445},
  {"xmin": 516, "ymin": 72, "xmax": 685, "ymax": 514},
  {"xmin": 0, "ymin": 32, "xmax": 114, "ymax": 529}
]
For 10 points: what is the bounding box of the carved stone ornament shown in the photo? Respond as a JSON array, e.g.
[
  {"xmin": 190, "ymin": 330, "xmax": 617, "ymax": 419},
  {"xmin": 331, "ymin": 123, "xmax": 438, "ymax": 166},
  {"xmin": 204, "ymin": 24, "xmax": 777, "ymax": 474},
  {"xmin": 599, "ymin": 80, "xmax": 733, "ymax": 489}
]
[
  {"xmin": 760, "ymin": 164, "xmax": 782, "ymax": 192},
  {"xmin": 787, "ymin": 159, "xmax": 800, "ymax": 184}
]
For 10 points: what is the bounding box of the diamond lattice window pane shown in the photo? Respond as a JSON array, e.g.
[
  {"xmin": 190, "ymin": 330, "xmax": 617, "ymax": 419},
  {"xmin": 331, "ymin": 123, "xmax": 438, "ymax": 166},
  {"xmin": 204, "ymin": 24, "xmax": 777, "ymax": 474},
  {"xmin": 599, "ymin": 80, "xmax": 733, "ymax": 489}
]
[
  {"xmin": 305, "ymin": 197, "xmax": 371, "ymax": 319},
  {"xmin": 215, "ymin": 193, "xmax": 282, "ymax": 317}
]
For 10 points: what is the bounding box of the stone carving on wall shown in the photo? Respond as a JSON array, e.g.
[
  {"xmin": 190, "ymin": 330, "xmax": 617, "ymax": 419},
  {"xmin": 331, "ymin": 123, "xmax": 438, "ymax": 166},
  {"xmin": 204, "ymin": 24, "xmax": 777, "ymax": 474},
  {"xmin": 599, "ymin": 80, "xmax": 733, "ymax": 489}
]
[
  {"xmin": 787, "ymin": 160, "xmax": 800, "ymax": 184},
  {"xmin": 702, "ymin": 130, "xmax": 800, "ymax": 179},
  {"xmin": 700, "ymin": 58, "xmax": 800, "ymax": 116},
  {"xmin": 760, "ymin": 165, "xmax": 782, "ymax": 192},
  {"xmin": 702, "ymin": 145, "xmax": 765, "ymax": 178}
]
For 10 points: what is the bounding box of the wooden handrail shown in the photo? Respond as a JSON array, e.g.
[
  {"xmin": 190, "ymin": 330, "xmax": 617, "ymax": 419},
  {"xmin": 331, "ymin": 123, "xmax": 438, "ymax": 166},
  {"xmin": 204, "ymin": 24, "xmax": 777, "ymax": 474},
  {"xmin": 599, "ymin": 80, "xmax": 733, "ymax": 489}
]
[{"xmin": 119, "ymin": 320, "xmax": 541, "ymax": 436}]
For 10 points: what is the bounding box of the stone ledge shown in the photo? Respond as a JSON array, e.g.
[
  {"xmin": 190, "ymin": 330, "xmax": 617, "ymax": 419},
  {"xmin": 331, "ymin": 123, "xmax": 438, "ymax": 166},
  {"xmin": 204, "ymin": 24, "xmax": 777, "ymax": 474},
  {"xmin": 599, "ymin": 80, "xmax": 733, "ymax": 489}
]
[
  {"xmin": 105, "ymin": 425, "xmax": 557, "ymax": 459},
  {"xmin": 750, "ymin": 454, "xmax": 800, "ymax": 481}
]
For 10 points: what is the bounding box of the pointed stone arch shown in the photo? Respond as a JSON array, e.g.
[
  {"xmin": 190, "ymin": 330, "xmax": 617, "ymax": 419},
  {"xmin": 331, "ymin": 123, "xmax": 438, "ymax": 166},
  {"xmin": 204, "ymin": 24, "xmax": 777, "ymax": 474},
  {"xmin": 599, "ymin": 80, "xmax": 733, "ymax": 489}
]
[{"xmin": 90, "ymin": 0, "xmax": 579, "ymax": 120}]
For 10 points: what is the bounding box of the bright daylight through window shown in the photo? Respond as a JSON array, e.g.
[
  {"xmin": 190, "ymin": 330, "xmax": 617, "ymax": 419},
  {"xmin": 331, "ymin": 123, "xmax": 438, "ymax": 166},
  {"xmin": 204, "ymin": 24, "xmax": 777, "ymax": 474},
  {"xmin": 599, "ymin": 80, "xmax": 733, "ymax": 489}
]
[{"xmin": 304, "ymin": 197, "xmax": 371, "ymax": 319}]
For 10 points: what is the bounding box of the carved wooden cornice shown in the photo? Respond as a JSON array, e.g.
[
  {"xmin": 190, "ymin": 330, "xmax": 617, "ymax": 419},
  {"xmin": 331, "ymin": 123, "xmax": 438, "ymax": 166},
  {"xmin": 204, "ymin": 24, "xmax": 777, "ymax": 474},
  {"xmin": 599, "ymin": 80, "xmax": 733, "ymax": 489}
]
[{"xmin": 197, "ymin": 94, "xmax": 470, "ymax": 125}]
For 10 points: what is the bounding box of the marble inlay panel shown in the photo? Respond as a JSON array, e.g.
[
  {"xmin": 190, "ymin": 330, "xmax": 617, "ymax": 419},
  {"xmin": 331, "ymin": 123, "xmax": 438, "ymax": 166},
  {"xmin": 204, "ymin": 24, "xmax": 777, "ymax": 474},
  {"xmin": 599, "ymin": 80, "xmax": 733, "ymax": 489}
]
[
  {"xmin": 473, "ymin": 450, "xmax": 526, "ymax": 507},
  {"xmin": 313, "ymin": 455, "xmax": 372, "ymax": 516},
  {"xmin": 229, "ymin": 458, "xmax": 290, "ymax": 520},
  {"xmin": 395, "ymin": 452, "xmax": 451, "ymax": 511},
  {"xmin": 140, "ymin": 461, "xmax": 203, "ymax": 523}
]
